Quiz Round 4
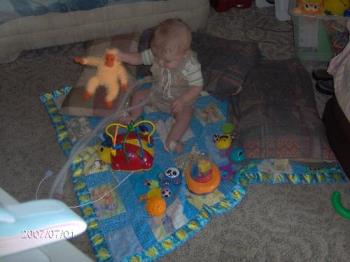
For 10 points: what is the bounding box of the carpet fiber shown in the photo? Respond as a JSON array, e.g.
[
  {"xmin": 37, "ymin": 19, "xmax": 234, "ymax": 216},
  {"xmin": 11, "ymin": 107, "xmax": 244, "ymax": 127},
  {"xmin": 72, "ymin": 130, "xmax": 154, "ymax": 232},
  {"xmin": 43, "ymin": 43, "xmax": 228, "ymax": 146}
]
[{"xmin": 1, "ymin": 5, "xmax": 350, "ymax": 262}]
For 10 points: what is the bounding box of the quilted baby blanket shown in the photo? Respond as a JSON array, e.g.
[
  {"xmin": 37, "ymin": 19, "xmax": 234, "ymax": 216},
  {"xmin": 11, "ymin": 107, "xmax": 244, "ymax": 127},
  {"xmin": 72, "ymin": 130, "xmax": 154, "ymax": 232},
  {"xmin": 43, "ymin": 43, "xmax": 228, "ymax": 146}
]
[{"xmin": 41, "ymin": 85, "xmax": 347, "ymax": 261}]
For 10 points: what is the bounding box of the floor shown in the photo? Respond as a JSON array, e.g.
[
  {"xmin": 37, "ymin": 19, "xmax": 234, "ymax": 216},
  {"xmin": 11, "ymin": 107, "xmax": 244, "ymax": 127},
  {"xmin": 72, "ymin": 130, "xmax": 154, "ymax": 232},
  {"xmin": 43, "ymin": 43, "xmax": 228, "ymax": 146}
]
[{"xmin": 0, "ymin": 4, "xmax": 345, "ymax": 262}]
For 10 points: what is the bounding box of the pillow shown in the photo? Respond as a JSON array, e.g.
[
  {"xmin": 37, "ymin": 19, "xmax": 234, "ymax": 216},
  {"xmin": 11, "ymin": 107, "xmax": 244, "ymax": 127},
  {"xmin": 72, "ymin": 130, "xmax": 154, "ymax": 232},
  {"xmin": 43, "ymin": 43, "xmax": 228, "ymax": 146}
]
[
  {"xmin": 231, "ymin": 59, "xmax": 336, "ymax": 161},
  {"xmin": 60, "ymin": 33, "xmax": 140, "ymax": 117},
  {"xmin": 192, "ymin": 33, "xmax": 260, "ymax": 97},
  {"xmin": 137, "ymin": 29, "xmax": 260, "ymax": 97},
  {"xmin": 60, "ymin": 86, "xmax": 130, "ymax": 117}
]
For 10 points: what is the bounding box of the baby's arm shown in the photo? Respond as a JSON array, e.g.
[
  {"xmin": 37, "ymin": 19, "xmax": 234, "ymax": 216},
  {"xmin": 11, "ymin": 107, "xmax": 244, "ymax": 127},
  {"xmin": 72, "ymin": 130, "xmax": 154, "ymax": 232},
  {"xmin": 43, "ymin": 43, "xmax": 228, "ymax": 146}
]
[
  {"xmin": 118, "ymin": 52, "xmax": 143, "ymax": 65},
  {"xmin": 119, "ymin": 49, "xmax": 154, "ymax": 66},
  {"xmin": 172, "ymin": 54, "xmax": 203, "ymax": 114},
  {"xmin": 181, "ymin": 85, "xmax": 203, "ymax": 104},
  {"xmin": 172, "ymin": 85, "xmax": 202, "ymax": 114}
]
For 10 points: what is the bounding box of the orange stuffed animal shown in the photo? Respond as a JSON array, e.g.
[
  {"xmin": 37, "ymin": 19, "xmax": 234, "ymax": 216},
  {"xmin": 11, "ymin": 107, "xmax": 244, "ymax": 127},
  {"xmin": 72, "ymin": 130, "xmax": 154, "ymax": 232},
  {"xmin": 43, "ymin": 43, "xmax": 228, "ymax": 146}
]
[
  {"xmin": 293, "ymin": 0, "xmax": 324, "ymax": 15},
  {"xmin": 74, "ymin": 48, "xmax": 128, "ymax": 108}
]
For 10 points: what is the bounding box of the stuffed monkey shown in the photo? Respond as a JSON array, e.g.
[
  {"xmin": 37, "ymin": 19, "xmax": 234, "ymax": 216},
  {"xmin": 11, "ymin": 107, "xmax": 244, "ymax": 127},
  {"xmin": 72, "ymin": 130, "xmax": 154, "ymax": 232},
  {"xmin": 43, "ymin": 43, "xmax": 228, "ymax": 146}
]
[{"xmin": 74, "ymin": 48, "xmax": 128, "ymax": 108}]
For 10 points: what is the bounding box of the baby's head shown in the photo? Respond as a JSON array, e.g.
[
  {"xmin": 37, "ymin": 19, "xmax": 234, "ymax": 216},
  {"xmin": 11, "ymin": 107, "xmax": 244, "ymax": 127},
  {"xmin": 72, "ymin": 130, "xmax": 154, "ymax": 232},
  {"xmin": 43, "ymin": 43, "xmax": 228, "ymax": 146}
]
[{"xmin": 151, "ymin": 19, "xmax": 192, "ymax": 69}]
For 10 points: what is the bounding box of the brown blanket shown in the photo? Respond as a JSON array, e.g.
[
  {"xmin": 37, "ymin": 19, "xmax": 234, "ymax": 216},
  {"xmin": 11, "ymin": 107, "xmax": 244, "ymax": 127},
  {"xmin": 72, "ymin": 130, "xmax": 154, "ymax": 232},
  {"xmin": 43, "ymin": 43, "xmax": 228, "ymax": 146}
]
[{"xmin": 232, "ymin": 59, "xmax": 336, "ymax": 161}]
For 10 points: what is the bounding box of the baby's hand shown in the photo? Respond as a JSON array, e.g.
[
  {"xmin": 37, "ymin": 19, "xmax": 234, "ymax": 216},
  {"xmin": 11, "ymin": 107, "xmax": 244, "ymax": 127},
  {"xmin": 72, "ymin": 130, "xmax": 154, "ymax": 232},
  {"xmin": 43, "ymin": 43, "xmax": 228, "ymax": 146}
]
[{"xmin": 171, "ymin": 98, "xmax": 185, "ymax": 114}]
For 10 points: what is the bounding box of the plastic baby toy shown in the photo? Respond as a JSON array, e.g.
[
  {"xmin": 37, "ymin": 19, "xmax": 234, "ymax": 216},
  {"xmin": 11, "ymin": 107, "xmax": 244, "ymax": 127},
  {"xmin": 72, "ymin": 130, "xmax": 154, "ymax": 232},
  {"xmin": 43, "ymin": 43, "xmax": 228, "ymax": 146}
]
[
  {"xmin": 140, "ymin": 180, "xmax": 167, "ymax": 217},
  {"xmin": 184, "ymin": 155, "xmax": 221, "ymax": 195},
  {"xmin": 103, "ymin": 120, "xmax": 156, "ymax": 171}
]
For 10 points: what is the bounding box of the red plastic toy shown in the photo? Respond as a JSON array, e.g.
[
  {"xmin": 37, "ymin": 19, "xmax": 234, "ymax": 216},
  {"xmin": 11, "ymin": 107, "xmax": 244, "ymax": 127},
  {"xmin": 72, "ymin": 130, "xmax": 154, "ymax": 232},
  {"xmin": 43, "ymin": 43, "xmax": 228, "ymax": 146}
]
[
  {"xmin": 105, "ymin": 120, "xmax": 156, "ymax": 171},
  {"xmin": 210, "ymin": 0, "xmax": 252, "ymax": 12}
]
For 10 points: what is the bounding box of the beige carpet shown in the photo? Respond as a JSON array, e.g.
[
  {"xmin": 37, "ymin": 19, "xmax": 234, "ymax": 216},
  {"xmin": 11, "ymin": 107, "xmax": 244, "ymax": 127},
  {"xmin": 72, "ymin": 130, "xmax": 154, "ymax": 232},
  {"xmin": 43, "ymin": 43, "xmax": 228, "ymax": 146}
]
[{"xmin": 1, "ymin": 5, "xmax": 349, "ymax": 262}]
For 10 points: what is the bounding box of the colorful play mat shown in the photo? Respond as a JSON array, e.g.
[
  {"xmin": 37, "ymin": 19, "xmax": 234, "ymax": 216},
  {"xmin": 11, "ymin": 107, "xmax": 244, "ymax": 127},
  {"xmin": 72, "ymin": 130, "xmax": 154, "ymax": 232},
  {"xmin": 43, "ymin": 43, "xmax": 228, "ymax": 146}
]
[{"xmin": 41, "ymin": 85, "xmax": 348, "ymax": 262}]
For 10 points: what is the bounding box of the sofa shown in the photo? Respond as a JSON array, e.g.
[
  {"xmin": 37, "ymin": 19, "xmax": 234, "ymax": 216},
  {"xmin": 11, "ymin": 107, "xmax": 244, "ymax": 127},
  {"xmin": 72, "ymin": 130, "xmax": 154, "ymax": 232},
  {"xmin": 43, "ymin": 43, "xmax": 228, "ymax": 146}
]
[{"xmin": 0, "ymin": 0, "xmax": 209, "ymax": 63}]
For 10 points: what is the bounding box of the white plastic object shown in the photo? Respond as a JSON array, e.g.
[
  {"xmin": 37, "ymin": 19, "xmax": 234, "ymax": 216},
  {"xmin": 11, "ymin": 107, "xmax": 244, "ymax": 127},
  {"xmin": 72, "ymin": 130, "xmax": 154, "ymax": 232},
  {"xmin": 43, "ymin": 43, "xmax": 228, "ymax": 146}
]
[
  {"xmin": 275, "ymin": 0, "xmax": 290, "ymax": 21},
  {"xmin": 256, "ymin": 0, "xmax": 290, "ymax": 21},
  {"xmin": 0, "ymin": 208, "xmax": 15, "ymax": 223},
  {"xmin": 0, "ymin": 200, "xmax": 87, "ymax": 257}
]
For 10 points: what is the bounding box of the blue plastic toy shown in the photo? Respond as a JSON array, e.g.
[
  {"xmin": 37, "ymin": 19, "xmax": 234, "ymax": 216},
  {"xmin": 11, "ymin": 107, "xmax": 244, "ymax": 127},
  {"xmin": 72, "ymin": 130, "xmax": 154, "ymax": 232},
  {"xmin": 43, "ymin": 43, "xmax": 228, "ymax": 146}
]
[{"xmin": 230, "ymin": 147, "xmax": 245, "ymax": 163}]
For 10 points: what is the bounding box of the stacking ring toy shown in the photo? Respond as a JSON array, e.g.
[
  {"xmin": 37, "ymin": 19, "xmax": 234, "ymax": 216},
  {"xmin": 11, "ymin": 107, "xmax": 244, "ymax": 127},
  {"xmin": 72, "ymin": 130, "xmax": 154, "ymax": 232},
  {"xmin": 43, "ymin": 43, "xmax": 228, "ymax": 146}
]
[{"xmin": 184, "ymin": 161, "xmax": 221, "ymax": 195}]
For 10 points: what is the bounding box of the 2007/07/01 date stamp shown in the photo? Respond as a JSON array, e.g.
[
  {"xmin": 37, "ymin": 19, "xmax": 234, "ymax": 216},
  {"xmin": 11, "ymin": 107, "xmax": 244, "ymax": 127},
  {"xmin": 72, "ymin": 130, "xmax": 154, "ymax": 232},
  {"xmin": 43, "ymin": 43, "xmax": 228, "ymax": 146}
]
[{"xmin": 22, "ymin": 229, "xmax": 75, "ymax": 240}]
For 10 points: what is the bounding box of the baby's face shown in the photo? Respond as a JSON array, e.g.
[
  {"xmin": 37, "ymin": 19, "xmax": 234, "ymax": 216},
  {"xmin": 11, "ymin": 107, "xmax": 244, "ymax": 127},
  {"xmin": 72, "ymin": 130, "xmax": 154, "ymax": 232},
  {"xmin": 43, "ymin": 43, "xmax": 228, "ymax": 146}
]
[{"xmin": 152, "ymin": 48, "xmax": 187, "ymax": 69}]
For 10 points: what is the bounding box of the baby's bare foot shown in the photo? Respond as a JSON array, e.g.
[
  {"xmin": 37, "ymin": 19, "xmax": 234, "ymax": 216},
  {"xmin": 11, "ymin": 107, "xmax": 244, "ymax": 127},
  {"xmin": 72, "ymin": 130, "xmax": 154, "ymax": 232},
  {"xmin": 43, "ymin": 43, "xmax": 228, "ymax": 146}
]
[{"xmin": 165, "ymin": 140, "xmax": 184, "ymax": 154}]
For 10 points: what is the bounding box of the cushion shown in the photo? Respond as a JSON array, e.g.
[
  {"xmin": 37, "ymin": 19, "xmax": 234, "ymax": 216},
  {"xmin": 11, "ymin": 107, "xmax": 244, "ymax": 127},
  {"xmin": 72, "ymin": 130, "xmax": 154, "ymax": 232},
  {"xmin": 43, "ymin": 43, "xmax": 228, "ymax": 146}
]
[
  {"xmin": 137, "ymin": 29, "xmax": 260, "ymax": 97},
  {"xmin": 323, "ymin": 96, "xmax": 350, "ymax": 176},
  {"xmin": 192, "ymin": 33, "xmax": 260, "ymax": 97},
  {"xmin": 2, "ymin": 0, "xmax": 163, "ymax": 21},
  {"xmin": 60, "ymin": 33, "xmax": 140, "ymax": 117},
  {"xmin": 322, "ymin": 20, "xmax": 349, "ymax": 55},
  {"xmin": 231, "ymin": 59, "xmax": 336, "ymax": 161}
]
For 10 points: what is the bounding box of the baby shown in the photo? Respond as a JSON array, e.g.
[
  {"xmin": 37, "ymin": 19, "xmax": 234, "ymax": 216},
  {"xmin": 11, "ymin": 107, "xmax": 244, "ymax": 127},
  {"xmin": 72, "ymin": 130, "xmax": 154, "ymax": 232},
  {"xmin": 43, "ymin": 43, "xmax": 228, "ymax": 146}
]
[{"xmin": 119, "ymin": 19, "xmax": 203, "ymax": 153}]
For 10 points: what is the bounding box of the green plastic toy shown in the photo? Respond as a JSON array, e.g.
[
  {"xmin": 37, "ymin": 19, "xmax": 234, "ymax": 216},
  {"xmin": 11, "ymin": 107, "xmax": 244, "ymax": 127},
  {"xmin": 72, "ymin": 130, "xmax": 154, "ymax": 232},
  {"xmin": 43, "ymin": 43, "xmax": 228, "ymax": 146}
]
[
  {"xmin": 221, "ymin": 123, "xmax": 235, "ymax": 134},
  {"xmin": 331, "ymin": 191, "xmax": 350, "ymax": 220}
]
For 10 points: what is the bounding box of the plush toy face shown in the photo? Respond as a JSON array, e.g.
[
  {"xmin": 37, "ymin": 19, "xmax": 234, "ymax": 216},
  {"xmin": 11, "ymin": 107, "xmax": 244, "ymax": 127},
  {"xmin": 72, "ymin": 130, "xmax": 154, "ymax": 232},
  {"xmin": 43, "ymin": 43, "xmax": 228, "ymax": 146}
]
[
  {"xmin": 105, "ymin": 53, "xmax": 115, "ymax": 67},
  {"xmin": 300, "ymin": 0, "xmax": 323, "ymax": 14}
]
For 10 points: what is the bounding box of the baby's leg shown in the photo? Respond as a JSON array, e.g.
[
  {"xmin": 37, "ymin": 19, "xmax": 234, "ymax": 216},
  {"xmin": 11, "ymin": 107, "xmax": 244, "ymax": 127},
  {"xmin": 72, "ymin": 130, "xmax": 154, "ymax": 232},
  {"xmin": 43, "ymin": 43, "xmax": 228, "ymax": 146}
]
[
  {"xmin": 130, "ymin": 89, "xmax": 151, "ymax": 118},
  {"xmin": 120, "ymin": 88, "xmax": 150, "ymax": 124},
  {"xmin": 165, "ymin": 106, "xmax": 193, "ymax": 153}
]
